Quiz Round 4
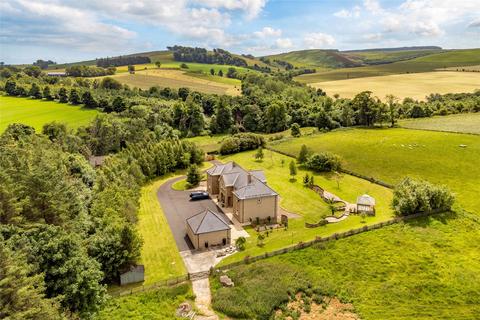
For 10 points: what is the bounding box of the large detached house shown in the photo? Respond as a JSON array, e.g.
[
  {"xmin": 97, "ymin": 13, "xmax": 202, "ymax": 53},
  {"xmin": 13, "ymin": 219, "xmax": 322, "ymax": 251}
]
[{"xmin": 206, "ymin": 162, "xmax": 279, "ymax": 223}]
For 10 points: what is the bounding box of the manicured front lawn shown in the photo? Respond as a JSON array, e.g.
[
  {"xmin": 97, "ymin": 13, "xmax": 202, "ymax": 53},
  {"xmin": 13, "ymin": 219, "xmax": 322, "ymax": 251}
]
[{"xmin": 218, "ymin": 150, "xmax": 394, "ymax": 265}]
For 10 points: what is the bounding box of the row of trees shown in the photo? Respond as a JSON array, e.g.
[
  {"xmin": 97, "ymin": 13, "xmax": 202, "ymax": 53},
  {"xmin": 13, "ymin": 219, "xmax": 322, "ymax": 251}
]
[
  {"xmin": 168, "ymin": 46, "xmax": 248, "ymax": 67},
  {"xmin": 66, "ymin": 65, "xmax": 116, "ymax": 77},
  {"xmin": 96, "ymin": 55, "xmax": 150, "ymax": 68}
]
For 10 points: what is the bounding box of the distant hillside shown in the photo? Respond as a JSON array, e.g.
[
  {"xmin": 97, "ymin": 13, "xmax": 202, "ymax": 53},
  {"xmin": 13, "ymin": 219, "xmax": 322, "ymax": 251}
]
[
  {"xmin": 343, "ymin": 47, "xmax": 444, "ymax": 65},
  {"xmin": 296, "ymin": 48, "xmax": 480, "ymax": 83},
  {"xmin": 344, "ymin": 46, "xmax": 442, "ymax": 53},
  {"xmin": 262, "ymin": 49, "xmax": 360, "ymax": 70}
]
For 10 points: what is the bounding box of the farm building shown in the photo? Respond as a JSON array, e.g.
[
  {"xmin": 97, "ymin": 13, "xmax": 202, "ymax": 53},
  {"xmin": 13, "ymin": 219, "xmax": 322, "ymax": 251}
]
[
  {"xmin": 186, "ymin": 209, "xmax": 231, "ymax": 250},
  {"xmin": 206, "ymin": 162, "xmax": 279, "ymax": 223},
  {"xmin": 120, "ymin": 265, "xmax": 145, "ymax": 285},
  {"xmin": 356, "ymin": 194, "xmax": 376, "ymax": 215}
]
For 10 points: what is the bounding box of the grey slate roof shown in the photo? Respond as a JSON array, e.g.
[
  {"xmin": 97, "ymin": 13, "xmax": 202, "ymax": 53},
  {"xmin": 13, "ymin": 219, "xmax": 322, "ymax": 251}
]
[
  {"xmin": 208, "ymin": 161, "xmax": 278, "ymax": 199},
  {"xmin": 357, "ymin": 194, "xmax": 376, "ymax": 206},
  {"xmin": 187, "ymin": 209, "xmax": 230, "ymax": 234}
]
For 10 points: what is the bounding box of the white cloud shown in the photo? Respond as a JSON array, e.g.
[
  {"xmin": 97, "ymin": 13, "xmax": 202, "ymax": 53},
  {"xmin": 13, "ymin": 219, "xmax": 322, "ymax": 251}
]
[
  {"xmin": 274, "ymin": 38, "xmax": 293, "ymax": 49},
  {"xmin": 303, "ymin": 33, "xmax": 335, "ymax": 49},
  {"xmin": 363, "ymin": 33, "xmax": 383, "ymax": 41},
  {"xmin": 468, "ymin": 18, "xmax": 480, "ymax": 28},
  {"xmin": 194, "ymin": 0, "xmax": 268, "ymax": 19},
  {"xmin": 0, "ymin": 0, "xmax": 269, "ymax": 52},
  {"xmin": 334, "ymin": 6, "xmax": 360, "ymax": 18},
  {"xmin": 363, "ymin": 0, "xmax": 383, "ymax": 15},
  {"xmin": 254, "ymin": 27, "xmax": 282, "ymax": 38}
]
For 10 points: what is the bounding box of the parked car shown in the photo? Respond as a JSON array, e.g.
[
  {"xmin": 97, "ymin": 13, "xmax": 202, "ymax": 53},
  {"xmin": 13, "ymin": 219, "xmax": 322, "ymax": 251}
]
[{"xmin": 190, "ymin": 191, "xmax": 209, "ymax": 201}]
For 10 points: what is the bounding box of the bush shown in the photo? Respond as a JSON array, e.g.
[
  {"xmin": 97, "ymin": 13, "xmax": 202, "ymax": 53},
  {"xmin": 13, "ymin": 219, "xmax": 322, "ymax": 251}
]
[
  {"xmin": 290, "ymin": 123, "xmax": 301, "ymax": 137},
  {"xmin": 305, "ymin": 152, "xmax": 342, "ymax": 172},
  {"xmin": 392, "ymin": 177, "xmax": 454, "ymax": 216},
  {"xmin": 219, "ymin": 133, "xmax": 265, "ymax": 155}
]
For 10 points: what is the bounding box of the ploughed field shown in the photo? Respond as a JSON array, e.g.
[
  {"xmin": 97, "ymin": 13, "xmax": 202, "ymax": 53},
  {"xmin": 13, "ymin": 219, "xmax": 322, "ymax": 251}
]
[{"xmin": 0, "ymin": 95, "xmax": 99, "ymax": 132}]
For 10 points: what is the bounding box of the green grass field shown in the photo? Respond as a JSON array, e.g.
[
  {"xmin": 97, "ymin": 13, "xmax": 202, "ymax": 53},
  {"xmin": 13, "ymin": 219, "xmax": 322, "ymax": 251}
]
[
  {"xmin": 270, "ymin": 128, "xmax": 480, "ymax": 215},
  {"xmin": 296, "ymin": 48, "xmax": 480, "ymax": 83},
  {"xmin": 399, "ymin": 113, "xmax": 480, "ymax": 134},
  {"xmin": 217, "ymin": 149, "xmax": 394, "ymax": 265},
  {"xmin": 98, "ymin": 283, "xmax": 193, "ymax": 320},
  {"xmin": 212, "ymin": 211, "xmax": 480, "ymax": 319},
  {"xmin": 311, "ymin": 71, "xmax": 480, "ymax": 101},
  {"xmin": 0, "ymin": 96, "xmax": 99, "ymax": 132},
  {"xmin": 343, "ymin": 48, "xmax": 444, "ymax": 65}
]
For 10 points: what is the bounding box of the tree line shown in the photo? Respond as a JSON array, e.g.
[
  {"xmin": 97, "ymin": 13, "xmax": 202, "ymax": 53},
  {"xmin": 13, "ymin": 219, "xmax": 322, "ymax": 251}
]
[
  {"xmin": 96, "ymin": 55, "xmax": 151, "ymax": 68},
  {"xmin": 168, "ymin": 45, "xmax": 248, "ymax": 67},
  {"xmin": 65, "ymin": 65, "xmax": 116, "ymax": 77}
]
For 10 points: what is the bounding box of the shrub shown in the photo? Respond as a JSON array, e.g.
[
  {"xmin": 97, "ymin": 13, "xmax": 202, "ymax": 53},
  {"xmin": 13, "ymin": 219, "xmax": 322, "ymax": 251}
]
[
  {"xmin": 290, "ymin": 123, "xmax": 301, "ymax": 137},
  {"xmin": 235, "ymin": 237, "xmax": 246, "ymax": 251},
  {"xmin": 219, "ymin": 133, "xmax": 265, "ymax": 155},
  {"xmin": 392, "ymin": 177, "xmax": 454, "ymax": 216},
  {"xmin": 305, "ymin": 152, "xmax": 342, "ymax": 172},
  {"xmin": 186, "ymin": 164, "xmax": 201, "ymax": 187}
]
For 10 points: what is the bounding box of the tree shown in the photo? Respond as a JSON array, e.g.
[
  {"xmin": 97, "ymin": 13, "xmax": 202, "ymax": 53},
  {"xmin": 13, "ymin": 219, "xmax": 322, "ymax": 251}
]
[
  {"xmin": 226, "ymin": 67, "xmax": 237, "ymax": 78},
  {"xmin": 24, "ymin": 66, "xmax": 42, "ymax": 77},
  {"xmin": 257, "ymin": 233, "xmax": 265, "ymax": 247},
  {"xmin": 178, "ymin": 87, "xmax": 190, "ymax": 101},
  {"xmin": 213, "ymin": 99, "xmax": 233, "ymax": 133},
  {"xmin": 289, "ymin": 160, "xmax": 297, "ymax": 180},
  {"xmin": 186, "ymin": 164, "xmax": 201, "ymax": 187},
  {"xmin": 5, "ymin": 80, "xmax": 17, "ymax": 96},
  {"xmin": 303, "ymin": 173, "xmax": 310, "ymax": 186},
  {"xmin": 127, "ymin": 65, "xmax": 135, "ymax": 73},
  {"xmin": 82, "ymin": 91, "xmax": 97, "ymax": 108},
  {"xmin": 290, "ymin": 123, "xmax": 301, "ymax": 137},
  {"xmin": 385, "ymin": 94, "xmax": 399, "ymax": 127},
  {"xmin": 235, "ymin": 236, "xmax": 246, "ymax": 251},
  {"xmin": 210, "ymin": 68, "xmax": 215, "ymax": 75},
  {"xmin": 305, "ymin": 152, "xmax": 342, "ymax": 172},
  {"xmin": 43, "ymin": 86, "xmax": 53, "ymax": 100},
  {"xmin": 297, "ymin": 144, "xmax": 309, "ymax": 164},
  {"xmin": 218, "ymin": 69, "xmax": 223, "ymax": 77},
  {"xmin": 0, "ymin": 243, "xmax": 63, "ymax": 320},
  {"xmin": 100, "ymin": 77, "xmax": 122, "ymax": 90},
  {"xmin": 352, "ymin": 91, "xmax": 380, "ymax": 126},
  {"xmin": 42, "ymin": 122, "xmax": 67, "ymax": 142},
  {"xmin": 255, "ymin": 147, "xmax": 264, "ymax": 161},
  {"xmin": 69, "ymin": 88, "xmax": 80, "ymax": 104},
  {"xmin": 29, "ymin": 83, "xmax": 42, "ymax": 99},
  {"xmin": 180, "ymin": 63, "xmax": 189, "ymax": 69},
  {"xmin": 155, "ymin": 61, "xmax": 161, "ymax": 68},
  {"xmin": 57, "ymin": 87, "xmax": 68, "ymax": 103},
  {"xmin": 112, "ymin": 96, "xmax": 126, "ymax": 113},
  {"xmin": 264, "ymin": 103, "xmax": 288, "ymax": 133}
]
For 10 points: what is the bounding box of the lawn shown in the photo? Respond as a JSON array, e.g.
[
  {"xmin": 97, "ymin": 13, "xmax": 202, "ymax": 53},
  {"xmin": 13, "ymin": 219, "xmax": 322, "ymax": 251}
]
[
  {"xmin": 399, "ymin": 113, "xmax": 480, "ymax": 135},
  {"xmin": 136, "ymin": 174, "xmax": 188, "ymax": 285},
  {"xmin": 309, "ymin": 71, "xmax": 480, "ymax": 101},
  {"xmin": 270, "ymin": 128, "xmax": 480, "ymax": 215},
  {"xmin": 217, "ymin": 149, "xmax": 394, "ymax": 264},
  {"xmin": 211, "ymin": 211, "xmax": 480, "ymax": 319},
  {"xmin": 98, "ymin": 283, "xmax": 193, "ymax": 320},
  {"xmin": 0, "ymin": 95, "xmax": 99, "ymax": 132}
]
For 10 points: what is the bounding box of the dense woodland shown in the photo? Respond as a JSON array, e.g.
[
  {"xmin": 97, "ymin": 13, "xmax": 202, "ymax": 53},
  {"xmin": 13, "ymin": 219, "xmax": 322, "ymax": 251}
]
[
  {"xmin": 168, "ymin": 46, "xmax": 248, "ymax": 67},
  {"xmin": 96, "ymin": 56, "xmax": 151, "ymax": 68}
]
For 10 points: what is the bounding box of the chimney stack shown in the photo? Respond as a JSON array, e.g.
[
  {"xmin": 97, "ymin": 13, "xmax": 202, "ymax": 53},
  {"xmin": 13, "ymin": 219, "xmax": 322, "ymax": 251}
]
[{"xmin": 247, "ymin": 173, "xmax": 252, "ymax": 184}]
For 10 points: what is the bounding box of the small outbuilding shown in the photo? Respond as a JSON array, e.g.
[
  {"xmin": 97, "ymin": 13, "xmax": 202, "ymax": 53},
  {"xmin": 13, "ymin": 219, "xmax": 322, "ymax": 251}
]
[
  {"xmin": 356, "ymin": 194, "xmax": 376, "ymax": 215},
  {"xmin": 120, "ymin": 264, "xmax": 145, "ymax": 286},
  {"xmin": 186, "ymin": 209, "xmax": 231, "ymax": 250}
]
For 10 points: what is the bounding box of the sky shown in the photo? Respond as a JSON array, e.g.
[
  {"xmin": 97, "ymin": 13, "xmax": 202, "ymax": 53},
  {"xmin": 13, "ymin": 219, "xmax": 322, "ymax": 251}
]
[{"xmin": 1, "ymin": 0, "xmax": 479, "ymax": 64}]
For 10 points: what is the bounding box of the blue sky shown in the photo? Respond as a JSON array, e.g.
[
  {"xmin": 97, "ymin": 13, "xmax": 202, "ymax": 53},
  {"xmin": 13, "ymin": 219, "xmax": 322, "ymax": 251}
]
[{"xmin": 1, "ymin": 0, "xmax": 479, "ymax": 64}]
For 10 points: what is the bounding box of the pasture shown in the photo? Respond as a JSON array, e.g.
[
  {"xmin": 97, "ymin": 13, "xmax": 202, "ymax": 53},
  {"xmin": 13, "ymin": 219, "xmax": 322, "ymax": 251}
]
[
  {"xmin": 218, "ymin": 149, "xmax": 394, "ymax": 265},
  {"xmin": 0, "ymin": 95, "xmax": 99, "ymax": 132},
  {"xmin": 310, "ymin": 71, "xmax": 480, "ymax": 101},
  {"xmin": 270, "ymin": 128, "xmax": 480, "ymax": 214},
  {"xmin": 399, "ymin": 113, "xmax": 480, "ymax": 135},
  {"xmin": 212, "ymin": 211, "xmax": 480, "ymax": 319},
  {"xmin": 100, "ymin": 69, "xmax": 241, "ymax": 95}
]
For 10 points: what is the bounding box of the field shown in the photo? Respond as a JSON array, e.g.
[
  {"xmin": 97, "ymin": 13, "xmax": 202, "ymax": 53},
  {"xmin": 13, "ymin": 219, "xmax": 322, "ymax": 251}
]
[
  {"xmin": 399, "ymin": 113, "xmax": 480, "ymax": 134},
  {"xmin": 98, "ymin": 283, "xmax": 193, "ymax": 320},
  {"xmin": 99, "ymin": 69, "xmax": 241, "ymax": 95},
  {"xmin": 211, "ymin": 211, "xmax": 480, "ymax": 319},
  {"xmin": 0, "ymin": 95, "xmax": 99, "ymax": 132},
  {"xmin": 270, "ymin": 128, "xmax": 480, "ymax": 214},
  {"xmin": 343, "ymin": 48, "xmax": 443, "ymax": 65},
  {"xmin": 217, "ymin": 149, "xmax": 394, "ymax": 265},
  {"xmin": 310, "ymin": 71, "xmax": 480, "ymax": 101},
  {"xmin": 263, "ymin": 49, "xmax": 353, "ymax": 69},
  {"xmin": 296, "ymin": 48, "xmax": 480, "ymax": 82}
]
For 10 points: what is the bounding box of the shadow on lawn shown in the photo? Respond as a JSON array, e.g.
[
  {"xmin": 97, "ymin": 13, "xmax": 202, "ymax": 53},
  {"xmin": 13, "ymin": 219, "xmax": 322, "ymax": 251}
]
[{"xmin": 404, "ymin": 210, "xmax": 458, "ymax": 228}]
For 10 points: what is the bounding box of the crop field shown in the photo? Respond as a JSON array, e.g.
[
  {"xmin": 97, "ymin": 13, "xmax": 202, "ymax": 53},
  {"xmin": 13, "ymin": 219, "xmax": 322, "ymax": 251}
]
[
  {"xmin": 217, "ymin": 150, "xmax": 394, "ymax": 265},
  {"xmin": 0, "ymin": 95, "xmax": 99, "ymax": 132},
  {"xmin": 399, "ymin": 113, "xmax": 480, "ymax": 134},
  {"xmin": 101, "ymin": 69, "xmax": 241, "ymax": 95},
  {"xmin": 296, "ymin": 48, "xmax": 480, "ymax": 82},
  {"xmin": 212, "ymin": 211, "xmax": 480, "ymax": 319},
  {"xmin": 270, "ymin": 128, "xmax": 480, "ymax": 214},
  {"xmin": 310, "ymin": 71, "xmax": 480, "ymax": 101}
]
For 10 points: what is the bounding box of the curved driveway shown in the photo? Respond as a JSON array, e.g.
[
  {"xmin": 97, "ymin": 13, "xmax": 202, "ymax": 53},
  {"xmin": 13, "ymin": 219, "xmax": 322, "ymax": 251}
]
[{"xmin": 157, "ymin": 176, "xmax": 226, "ymax": 252}]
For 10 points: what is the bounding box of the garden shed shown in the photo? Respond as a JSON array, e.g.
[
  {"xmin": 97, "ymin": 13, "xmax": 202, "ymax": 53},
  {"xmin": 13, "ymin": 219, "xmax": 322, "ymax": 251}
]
[{"xmin": 120, "ymin": 264, "xmax": 145, "ymax": 285}]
